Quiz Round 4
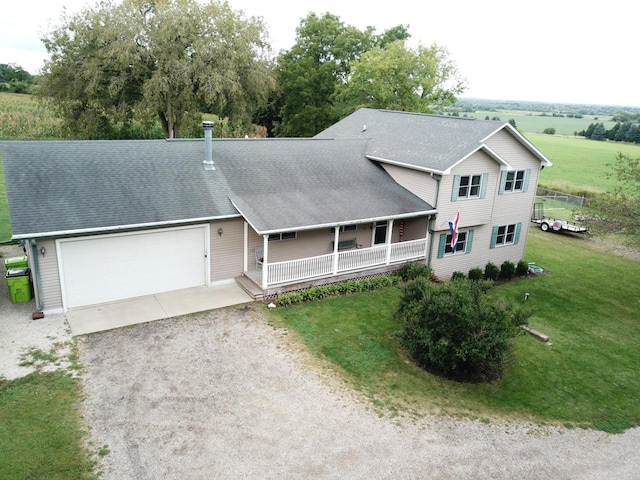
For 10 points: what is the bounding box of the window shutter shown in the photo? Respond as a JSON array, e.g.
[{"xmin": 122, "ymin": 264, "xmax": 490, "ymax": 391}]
[
  {"xmin": 490, "ymin": 226, "xmax": 499, "ymax": 249},
  {"xmin": 437, "ymin": 234, "xmax": 447, "ymax": 258},
  {"xmin": 480, "ymin": 173, "xmax": 489, "ymax": 199},
  {"xmin": 498, "ymin": 170, "xmax": 507, "ymax": 195},
  {"xmin": 466, "ymin": 229, "xmax": 474, "ymax": 254},
  {"xmin": 514, "ymin": 222, "xmax": 522, "ymax": 244},
  {"xmin": 451, "ymin": 175, "xmax": 460, "ymax": 202},
  {"xmin": 523, "ymin": 169, "xmax": 531, "ymax": 192}
]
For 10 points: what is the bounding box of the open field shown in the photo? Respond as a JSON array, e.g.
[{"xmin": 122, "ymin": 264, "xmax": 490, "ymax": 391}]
[
  {"xmin": 465, "ymin": 109, "xmax": 615, "ymax": 136},
  {"xmin": 528, "ymin": 134, "xmax": 640, "ymax": 194}
]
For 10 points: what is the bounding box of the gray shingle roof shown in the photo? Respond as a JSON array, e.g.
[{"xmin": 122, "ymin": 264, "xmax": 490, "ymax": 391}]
[
  {"xmin": 216, "ymin": 138, "xmax": 435, "ymax": 233},
  {"xmin": 0, "ymin": 135, "xmax": 435, "ymax": 238},
  {"xmin": 0, "ymin": 139, "xmax": 237, "ymax": 237},
  {"xmin": 315, "ymin": 108, "xmax": 508, "ymax": 173}
]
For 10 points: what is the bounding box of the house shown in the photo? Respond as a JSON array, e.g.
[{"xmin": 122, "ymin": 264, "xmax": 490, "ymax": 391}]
[{"xmin": 0, "ymin": 109, "xmax": 551, "ymax": 314}]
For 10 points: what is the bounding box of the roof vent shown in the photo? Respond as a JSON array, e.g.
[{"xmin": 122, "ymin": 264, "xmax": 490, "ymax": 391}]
[
  {"xmin": 362, "ymin": 124, "xmax": 367, "ymax": 132},
  {"xmin": 203, "ymin": 121, "xmax": 215, "ymax": 170}
]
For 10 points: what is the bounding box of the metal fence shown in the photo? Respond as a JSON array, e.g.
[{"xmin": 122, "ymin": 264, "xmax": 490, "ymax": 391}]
[{"xmin": 535, "ymin": 187, "xmax": 585, "ymax": 209}]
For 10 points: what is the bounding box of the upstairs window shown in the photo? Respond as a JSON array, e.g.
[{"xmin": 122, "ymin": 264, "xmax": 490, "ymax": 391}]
[
  {"xmin": 451, "ymin": 173, "xmax": 488, "ymax": 201},
  {"xmin": 499, "ymin": 169, "xmax": 531, "ymax": 194},
  {"xmin": 458, "ymin": 175, "xmax": 482, "ymax": 198}
]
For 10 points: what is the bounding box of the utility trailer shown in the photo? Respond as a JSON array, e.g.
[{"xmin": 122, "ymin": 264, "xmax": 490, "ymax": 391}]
[{"xmin": 531, "ymin": 202, "xmax": 588, "ymax": 234}]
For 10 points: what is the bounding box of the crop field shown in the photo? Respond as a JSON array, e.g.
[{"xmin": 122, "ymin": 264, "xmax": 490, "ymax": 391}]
[
  {"xmin": 0, "ymin": 92, "xmax": 63, "ymax": 140},
  {"xmin": 465, "ymin": 110, "xmax": 616, "ymax": 136}
]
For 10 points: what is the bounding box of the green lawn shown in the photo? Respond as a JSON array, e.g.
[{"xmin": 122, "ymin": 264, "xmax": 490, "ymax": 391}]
[
  {"xmin": 528, "ymin": 134, "xmax": 640, "ymax": 194},
  {"xmin": 269, "ymin": 228, "xmax": 640, "ymax": 433},
  {"xmin": 0, "ymin": 372, "xmax": 96, "ymax": 479}
]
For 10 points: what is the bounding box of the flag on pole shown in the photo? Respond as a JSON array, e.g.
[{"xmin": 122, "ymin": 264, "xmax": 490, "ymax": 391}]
[{"xmin": 449, "ymin": 211, "xmax": 460, "ymax": 253}]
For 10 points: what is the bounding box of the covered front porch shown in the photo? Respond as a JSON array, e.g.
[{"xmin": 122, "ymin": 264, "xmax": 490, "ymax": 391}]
[{"xmin": 239, "ymin": 217, "xmax": 432, "ymax": 297}]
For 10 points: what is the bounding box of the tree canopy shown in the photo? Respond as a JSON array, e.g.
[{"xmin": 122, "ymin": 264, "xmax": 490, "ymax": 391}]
[
  {"xmin": 585, "ymin": 153, "xmax": 640, "ymax": 247},
  {"xmin": 332, "ymin": 40, "xmax": 464, "ymax": 118},
  {"xmin": 38, "ymin": 0, "xmax": 275, "ymax": 139},
  {"xmin": 271, "ymin": 13, "xmax": 464, "ymax": 137}
]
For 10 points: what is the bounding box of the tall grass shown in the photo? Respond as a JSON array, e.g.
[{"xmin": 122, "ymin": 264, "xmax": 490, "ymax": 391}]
[{"xmin": 0, "ymin": 92, "xmax": 63, "ymax": 139}]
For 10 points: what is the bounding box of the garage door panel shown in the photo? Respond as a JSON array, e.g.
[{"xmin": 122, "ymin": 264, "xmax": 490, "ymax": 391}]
[{"xmin": 59, "ymin": 226, "xmax": 207, "ymax": 309}]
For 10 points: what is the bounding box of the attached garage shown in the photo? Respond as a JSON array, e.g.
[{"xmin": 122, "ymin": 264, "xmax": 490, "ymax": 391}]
[{"xmin": 57, "ymin": 225, "xmax": 209, "ymax": 309}]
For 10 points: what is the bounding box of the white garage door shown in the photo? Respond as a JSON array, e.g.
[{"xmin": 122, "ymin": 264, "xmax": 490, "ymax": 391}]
[{"xmin": 58, "ymin": 226, "xmax": 208, "ymax": 309}]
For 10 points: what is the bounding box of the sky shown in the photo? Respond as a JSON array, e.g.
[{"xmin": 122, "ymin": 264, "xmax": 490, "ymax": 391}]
[{"xmin": 1, "ymin": 0, "xmax": 637, "ymax": 107}]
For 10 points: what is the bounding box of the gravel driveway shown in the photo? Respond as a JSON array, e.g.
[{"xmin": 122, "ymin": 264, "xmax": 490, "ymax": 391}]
[{"xmin": 78, "ymin": 304, "xmax": 640, "ymax": 480}]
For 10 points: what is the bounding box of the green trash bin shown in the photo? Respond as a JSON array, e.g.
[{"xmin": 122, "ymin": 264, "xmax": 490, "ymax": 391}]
[
  {"xmin": 4, "ymin": 256, "xmax": 28, "ymax": 269},
  {"xmin": 5, "ymin": 268, "xmax": 32, "ymax": 304}
]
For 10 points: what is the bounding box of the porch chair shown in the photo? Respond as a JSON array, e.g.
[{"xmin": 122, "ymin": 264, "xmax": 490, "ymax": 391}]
[{"xmin": 255, "ymin": 246, "xmax": 264, "ymax": 269}]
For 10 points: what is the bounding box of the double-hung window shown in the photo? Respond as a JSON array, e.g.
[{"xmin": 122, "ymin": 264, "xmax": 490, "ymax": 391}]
[
  {"xmin": 437, "ymin": 229, "xmax": 474, "ymax": 258},
  {"xmin": 499, "ymin": 169, "xmax": 531, "ymax": 194},
  {"xmin": 458, "ymin": 175, "xmax": 482, "ymax": 199},
  {"xmin": 451, "ymin": 173, "xmax": 488, "ymax": 201},
  {"xmin": 490, "ymin": 223, "xmax": 522, "ymax": 248}
]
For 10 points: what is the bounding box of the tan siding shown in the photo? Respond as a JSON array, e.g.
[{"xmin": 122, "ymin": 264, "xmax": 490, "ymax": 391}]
[
  {"xmin": 210, "ymin": 219, "xmax": 244, "ymax": 282},
  {"xmin": 381, "ymin": 164, "xmax": 439, "ymax": 206},
  {"xmin": 429, "ymin": 224, "xmax": 527, "ymax": 280},
  {"xmin": 437, "ymin": 151, "xmax": 499, "ymax": 228},
  {"xmin": 38, "ymin": 239, "xmax": 63, "ymax": 310},
  {"xmin": 485, "ymin": 129, "xmax": 542, "ymax": 227}
]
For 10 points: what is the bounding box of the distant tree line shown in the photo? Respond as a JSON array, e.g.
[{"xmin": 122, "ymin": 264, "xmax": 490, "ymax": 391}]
[
  {"xmin": 577, "ymin": 120, "xmax": 640, "ymax": 144},
  {"xmin": 0, "ymin": 64, "xmax": 34, "ymax": 94}
]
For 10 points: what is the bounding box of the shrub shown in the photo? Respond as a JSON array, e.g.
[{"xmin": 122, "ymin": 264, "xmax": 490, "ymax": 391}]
[
  {"xmin": 397, "ymin": 262, "xmax": 432, "ymax": 282},
  {"xmin": 397, "ymin": 279, "xmax": 528, "ymax": 382},
  {"xmin": 516, "ymin": 260, "xmax": 529, "ymax": 276},
  {"xmin": 468, "ymin": 267, "xmax": 483, "ymax": 281},
  {"xmin": 451, "ymin": 271, "xmax": 466, "ymax": 281},
  {"xmin": 500, "ymin": 261, "xmax": 516, "ymax": 279},
  {"xmin": 484, "ymin": 262, "xmax": 500, "ymax": 281}
]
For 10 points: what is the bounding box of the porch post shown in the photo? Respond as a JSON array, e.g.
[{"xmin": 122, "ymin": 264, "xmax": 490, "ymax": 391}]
[
  {"xmin": 332, "ymin": 226, "xmax": 340, "ymax": 275},
  {"xmin": 261, "ymin": 235, "xmax": 269, "ymax": 290},
  {"xmin": 424, "ymin": 216, "xmax": 431, "ymax": 263},
  {"xmin": 243, "ymin": 222, "xmax": 248, "ymax": 272},
  {"xmin": 385, "ymin": 219, "xmax": 394, "ymax": 265}
]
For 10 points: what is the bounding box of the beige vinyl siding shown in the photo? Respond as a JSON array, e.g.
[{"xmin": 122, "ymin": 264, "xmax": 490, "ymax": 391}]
[
  {"xmin": 35, "ymin": 238, "xmax": 63, "ymax": 310},
  {"xmin": 437, "ymin": 150, "xmax": 498, "ymax": 228},
  {"xmin": 486, "ymin": 130, "xmax": 541, "ymax": 227},
  {"xmin": 380, "ymin": 164, "xmax": 439, "ymax": 206},
  {"xmin": 429, "ymin": 224, "xmax": 527, "ymax": 280},
  {"xmin": 210, "ymin": 219, "xmax": 244, "ymax": 282}
]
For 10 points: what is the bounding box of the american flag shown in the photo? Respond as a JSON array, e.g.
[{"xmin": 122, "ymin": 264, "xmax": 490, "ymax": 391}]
[{"xmin": 449, "ymin": 211, "xmax": 460, "ymax": 253}]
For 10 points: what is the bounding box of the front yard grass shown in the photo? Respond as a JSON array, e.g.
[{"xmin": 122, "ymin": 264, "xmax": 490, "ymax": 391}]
[
  {"xmin": 0, "ymin": 371, "xmax": 95, "ymax": 479},
  {"xmin": 269, "ymin": 228, "xmax": 640, "ymax": 433}
]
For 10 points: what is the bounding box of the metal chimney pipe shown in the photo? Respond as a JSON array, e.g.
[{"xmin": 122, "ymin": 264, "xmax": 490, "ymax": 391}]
[{"xmin": 202, "ymin": 121, "xmax": 215, "ymax": 170}]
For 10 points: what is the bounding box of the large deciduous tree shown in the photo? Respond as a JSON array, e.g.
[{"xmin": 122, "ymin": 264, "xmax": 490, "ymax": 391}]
[
  {"xmin": 274, "ymin": 13, "xmax": 410, "ymax": 137},
  {"xmin": 332, "ymin": 40, "xmax": 465, "ymax": 118},
  {"xmin": 38, "ymin": 0, "xmax": 275, "ymax": 139}
]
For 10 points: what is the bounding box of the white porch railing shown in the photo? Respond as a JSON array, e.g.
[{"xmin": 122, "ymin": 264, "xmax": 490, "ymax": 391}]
[{"xmin": 265, "ymin": 238, "xmax": 426, "ymax": 286}]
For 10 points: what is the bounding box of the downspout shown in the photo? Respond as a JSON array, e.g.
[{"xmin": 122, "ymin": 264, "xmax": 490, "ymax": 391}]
[
  {"xmin": 426, "ymin": 174, "xmax": 441, "ymax": 269},
  {"xmin": 29, "ymin": 239, "xmax": 44, "ymax": 312}
]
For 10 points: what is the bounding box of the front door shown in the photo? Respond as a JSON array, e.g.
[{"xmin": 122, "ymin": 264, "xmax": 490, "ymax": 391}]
[{"xmin": 373, "ymin": 221, "xmax": 388, "ymax": 245}]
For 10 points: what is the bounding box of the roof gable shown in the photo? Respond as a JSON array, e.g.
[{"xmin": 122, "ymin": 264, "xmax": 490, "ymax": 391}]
[{"xmin": 316, "ymin": 109, "xmax": 552, "ymax": 173}]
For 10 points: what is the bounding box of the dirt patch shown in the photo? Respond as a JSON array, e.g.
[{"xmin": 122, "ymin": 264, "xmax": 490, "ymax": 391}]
[{"xmin": 78, "ymin": 304, "xmax": 640, "ymax": 479}]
